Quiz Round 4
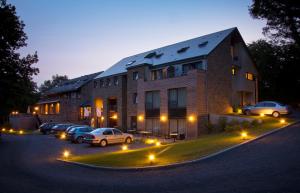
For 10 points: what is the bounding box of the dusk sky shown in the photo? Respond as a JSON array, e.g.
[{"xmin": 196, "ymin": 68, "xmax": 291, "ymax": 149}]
[{"xmin": 10, "ymin": 0, "xmax": 266, "ymax": 85}]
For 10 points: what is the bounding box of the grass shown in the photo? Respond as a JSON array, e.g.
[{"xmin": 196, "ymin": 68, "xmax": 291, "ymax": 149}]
[{"xmin": 70, "ymin": 116, "xmax": 297, "ymax": 168}]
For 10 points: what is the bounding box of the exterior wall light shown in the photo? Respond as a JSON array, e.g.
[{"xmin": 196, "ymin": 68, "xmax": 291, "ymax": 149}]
[
  {"xmin": 188, "ymin": 115, "xmax": 195, "ymax": 122},
  {"xmin": 34, "ymin": 107, "xmax": 39, "ymax": 111},
  {"xmin": 160, "ymin": 115, "xmax": 167, "ymax": 122},
  {"xmin": 138, "ymin": 115, "xmax": 144, "ymax": 121},
  {"xmin": 19, "ymin": 130, "xmax": 24, "ymax": 134},
  {"xmin": 2, "ymin": 128, "xmax": 6, "ymax": 132},
  {"xmin": 9, "ymin": 129, "xmax": 14, "ymax": 133},
  {"xmin": 101, "ymin": 116, "xmax": 105, "ymax": 121},
  {"xmin": 112, "ymin": 114, "xmax": 118, "ymax": 119}
]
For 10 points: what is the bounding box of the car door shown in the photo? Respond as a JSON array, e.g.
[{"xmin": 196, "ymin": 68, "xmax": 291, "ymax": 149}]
[
  {"xmin": 251, "ymin": 102, "xmax": 265, "ymax": 114},
  {"xmin": 263, "ymin": 102, "xmax": 276, "ymax": 115},
  {"xmin": 102, "ymin": 129, "xmax": 114, "ymax": 144},
  {"xmin": 112, "ymin": 129, "xmax": 124, "ymax": 143}
]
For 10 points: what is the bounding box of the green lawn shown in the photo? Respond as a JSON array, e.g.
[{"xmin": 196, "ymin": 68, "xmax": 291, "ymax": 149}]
[{"xmin": 70, "ymin": 116, "xmax": 297, "ymax": 168}]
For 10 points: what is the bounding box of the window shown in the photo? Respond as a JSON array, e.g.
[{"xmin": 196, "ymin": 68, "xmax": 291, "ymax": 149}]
[
  {"xmin": 198, "ymin": 41, "xmax": 208, "ymax": 47},
  {"xmin": 264, "ymin": 102, "xmax": 276, "ymax": 107},
  {"xmin": 182, "ymin": 61, "xmax": 204, "ymax": 74},
  {"xmin": 145, "ymin": 118, "xmax": 160, "ymax": 135},
  {"xmin": 151, "ymin": 69, "xmax": 163, "ymax": 80},
  {"xmin": 93, "ymin": 80, "xmax": 98, "ymax": 88},
  {"xmin": 245, "ymin": 72, "xmax": 254, "ymax": 80},
  {"xmin": 55, "ymin": 103, "xmax": 60, "ymax": 114},
  {"xmin": 133, "ymin": 93, "xmax": 138, "ymax": 104},
  {"xmin": 133, "ymin": 71, "xmax": 139, "ymax": 80},
  {"xmin": 232, "ymin": 67, "xmax": 236, "ymax": 75},
  {"xmin": 145, "ymin": 91, "xmax": 160, "ymax": 110},
  {"xmin": 79, "ymin": 106, "xmax": 91, "ymax": 120},
  {"xmin": 168, "ymin": 88, "xmax": 186, "ymax": 109},
  {"xmin": 106, "ymin": 78, "xmax": 111, "ymax": 86},
  {"xmin": 100, "ymin": 79, "xmax": 104, "ymax": 87},
  {"xmin": 103, "ymin": 129, "xmax": 113, "ymax": 135},
  {"xmin": 113, "ymin": 129, "xmax": 122, "ymax": 135},
  {"xmin": 114, "ymin": 77, "xmax": 119, "ymax": 86},
  {"xmin": 126, "ymin": 60, "xmax": 136, "ymax": 66},
  {"xmin": 177, "ymin": 46, "xmax": 189, "ymax": 53}
]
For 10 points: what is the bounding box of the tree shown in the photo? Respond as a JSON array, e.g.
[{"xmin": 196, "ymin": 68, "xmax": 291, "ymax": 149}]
[
  {"xmin": 0, "ymin": 0, "xmax": 39, "ymax": 124},
  {"xmin": 39, "ymin": 74, "xmax": 68, "ymax": 94},
  {"xmin": 249, "ymin": 0, "xmax": 300, "ymax": 45}
]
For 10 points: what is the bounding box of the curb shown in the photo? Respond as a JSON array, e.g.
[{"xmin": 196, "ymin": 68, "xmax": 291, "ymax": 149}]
[{"xmin": 57, "ymin": 121, "xmax": 300, "ymax": 171}]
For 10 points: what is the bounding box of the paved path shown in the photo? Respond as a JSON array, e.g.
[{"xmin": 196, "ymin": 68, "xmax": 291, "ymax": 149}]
[{"xmin": 1, "ymin": 123, "xmax": 300, "ymax": 193}]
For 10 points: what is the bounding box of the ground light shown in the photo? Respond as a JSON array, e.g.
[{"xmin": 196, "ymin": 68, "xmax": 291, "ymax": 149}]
[
  {"xmin": 19, "ymin": 130, "xmax": 24, "ymax": 134},
  {"xmin": 280, "ymin": 119, "xmax": 286, "ymax": 124},
  {"xmin": 260, "ymin": 113, "xmax": 265, "ymax": 117},
  {"xmin": 148, "ymin": 154, "xmax": 155, "ymax": 163},
  {"xmin": 63, "ymin": 150, "xmax": 70, "ymax": 159},
  {"xmin": 241, "ymin": 131, "xmax": 248, "ymax": 140},
  {"xmin": 145, "ymin": 139, "xmax": 156, "ymax": 144},
  {"xmin": 2, "ymin": 128, "xmax": 5, "ymax": 132},
  {"xmin": 9, "ymin": 129, "xmax": 14, "ymax": 133},
  {"xmin": 60, "ymin": 133, "xmax": 66, "ymax": 139},
  {"xmin": 155, "ymin": 141, "xmax": 161, "ymax": 147},
  {"xmin": 122, "ymin": 145, "xmax": 128, "ymax": 151}
]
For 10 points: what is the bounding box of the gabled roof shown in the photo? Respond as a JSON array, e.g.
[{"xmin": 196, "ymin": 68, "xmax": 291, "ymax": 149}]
[
  {"xmin": 95, "ymin": 27, "xmax": 237, "ymax": 79},
  {"xmin": 44, "ymin": 71, "xmax": 102, "ymax": 95}
]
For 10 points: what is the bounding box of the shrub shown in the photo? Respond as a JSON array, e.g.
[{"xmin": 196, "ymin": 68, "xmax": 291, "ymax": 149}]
[
  {"xmin": 225, "ymin": 119, "xmax": 242, "ymax": 132},
  {"xmin": 251, "ymin": 119, "xmax": 260, "ymax": 128},
  {"xmin": 218, "ymin": 117, "xmax": 228, "ymax": 132},
  {"xmin": 204, "ymin": 120, "xmax": 214, "ymax": 134},
  {"xmin": 241, "ymin": 120, "xmax": 251, "ymax": 129}
]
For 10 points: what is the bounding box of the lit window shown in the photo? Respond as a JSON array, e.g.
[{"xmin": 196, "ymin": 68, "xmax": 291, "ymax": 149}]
[
  {"xmin": 56, "ymin": 103, "xmax": 60, "ymax": 114},
  {"xmin": 245, "ymin": 72, "xmax": 254, "ymax": 80},
  {"xmin": 133, "ymin": 71, "xmax": 139, "ymax": 80},
  {"xmin": 232, "ymin": 67, "xmax": 236, "ymax": 75}
]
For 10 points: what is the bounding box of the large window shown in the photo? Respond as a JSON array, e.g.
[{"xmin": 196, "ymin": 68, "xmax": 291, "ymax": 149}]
[
  {"xmin": 133, "ymin": 71, "xmax": 139, "ymax": 80},
  {"xmin": 168, "ymin": 88, "xmax": 187, "ymax": 117},
  {"xmin": 145, "ymin": 118, "xmax": 160, "ymax": 136},
  {"xmin": 145, "ymin": 91, "xmax": 160, "ymax": 117},
  {"xmin": 182, "ymin": 61, "xmax": 205, "ymax": 74},
  {"xmin": 168, "ymin": 88, "xmax": 186, "ymax": 109}
]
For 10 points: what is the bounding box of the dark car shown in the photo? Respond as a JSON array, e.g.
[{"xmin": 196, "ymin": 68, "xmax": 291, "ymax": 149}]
[
  {"xmin": 51, "ymin": 124, "xmax": 74, "ymax": 138},
  {"xmin": 67, "ymin": 126, "xmax": 93, "ymax": 143},
  {"xmin": 39, "ymin": 122, "xmax": 58, "ymax": 135}
]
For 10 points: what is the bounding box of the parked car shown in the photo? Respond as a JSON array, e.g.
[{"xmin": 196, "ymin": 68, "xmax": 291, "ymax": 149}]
[
  {"xmin": 67, "ymin": 126, "xmax": 93, "ymax": 143},
  {"xmin": 242, "ymin": 101, "xmax": 291, "ymax": 117},
  {"xmin": 65, "ymin": 125, "xmax": 88, "ymax": 134},
  {"xmin": 39, "ymin": 122, "xmax": 58, "ymax": 135},
  {"xmin": 51, "ymin": 124, "xmax": 74, "ymax": 138},
  {"xmin": 83, "ymin": 128, "xmax": 133, "ymax": 147}
]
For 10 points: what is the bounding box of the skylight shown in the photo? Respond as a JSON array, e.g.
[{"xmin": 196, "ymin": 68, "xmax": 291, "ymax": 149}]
[
  {"xmin": 155, "ymin": 53, "xmax": 163, "ymax": 58},
  {"xmin": 126, "ymin": 60, "xmax": 136, "ymax": 66},
  {"xmin": 177, "ymin": 46, "xmax": 190, "ymax": 53},
  {"xmin": 198, "ymin": 41, "xmax": 208, "ymax": 47},
  {"xmin": 144, "ymin": 52, "xmax": 156, "ymax": 59}
]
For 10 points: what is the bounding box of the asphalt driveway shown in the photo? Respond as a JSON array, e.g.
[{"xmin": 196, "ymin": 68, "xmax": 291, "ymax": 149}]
[{"xmin": 1, "ymin": 123, "xmax": 300, "ymax": 193}]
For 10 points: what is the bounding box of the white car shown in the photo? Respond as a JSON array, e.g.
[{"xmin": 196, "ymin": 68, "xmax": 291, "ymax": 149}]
[{"xmin": 83, "ymin": 128, "xmax": 133, "ymax": 147}]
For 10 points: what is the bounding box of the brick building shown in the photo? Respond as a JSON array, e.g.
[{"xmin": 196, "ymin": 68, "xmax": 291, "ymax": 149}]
[
  {"xmin": 91, "ymin": 27, "xmax": 258, "ymax": 139},
  {"xmin": 34, "ymin": 71, "xmax": 102, "ymax": 124}
]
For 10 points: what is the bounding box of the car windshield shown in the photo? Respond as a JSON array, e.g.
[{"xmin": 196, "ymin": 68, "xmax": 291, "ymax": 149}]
[{"xmin": 69, "ymin": 128, "xmax": 77, "ymax": 132}]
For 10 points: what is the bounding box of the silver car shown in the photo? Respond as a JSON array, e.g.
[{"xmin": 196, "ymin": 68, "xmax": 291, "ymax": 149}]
[
  {"xmin": 242, "ymin": 101, "xmax": 290, "ymax": 117},
  {"xmin": 83, "ymin": 128, "xmax": 133, "ymax": 147}
]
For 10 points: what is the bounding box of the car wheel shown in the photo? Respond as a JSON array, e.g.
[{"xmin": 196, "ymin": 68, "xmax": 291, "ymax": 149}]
[
  {"xmin": 272, "ymin": 111, "xmax": 280, "ymax": 118},
  {"xmin": 125, "ymin": 137, "xmax": 132, "ymax": 144},
  {"xmin": 100, "ymin": 139, "xmax": 107, "ymax": 147},
  {"xmin": 76, "ymin": 136, "xmax": 84, "ymax": 144},
  {"xmin": 245, "ymin": 110, "xmax": 251, "ymax": 116}
]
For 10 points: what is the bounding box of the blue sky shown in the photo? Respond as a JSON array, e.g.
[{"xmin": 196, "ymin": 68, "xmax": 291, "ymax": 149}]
[{"xmin": 9, "ymin": 0, "xmax": 266, "ymax": 85}]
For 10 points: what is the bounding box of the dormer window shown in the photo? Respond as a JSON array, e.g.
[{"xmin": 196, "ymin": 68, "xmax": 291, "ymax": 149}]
[
  {"xmin": 177, "ymin": 46, "xmax": 189, "ymax": 53},
  {"xmin": 155, "ymin": 53, "xmax": 163, "ymax": 58},
  {"xmin": 198, "ymin": 41, "xmax": 208, "ymax": 48}
]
